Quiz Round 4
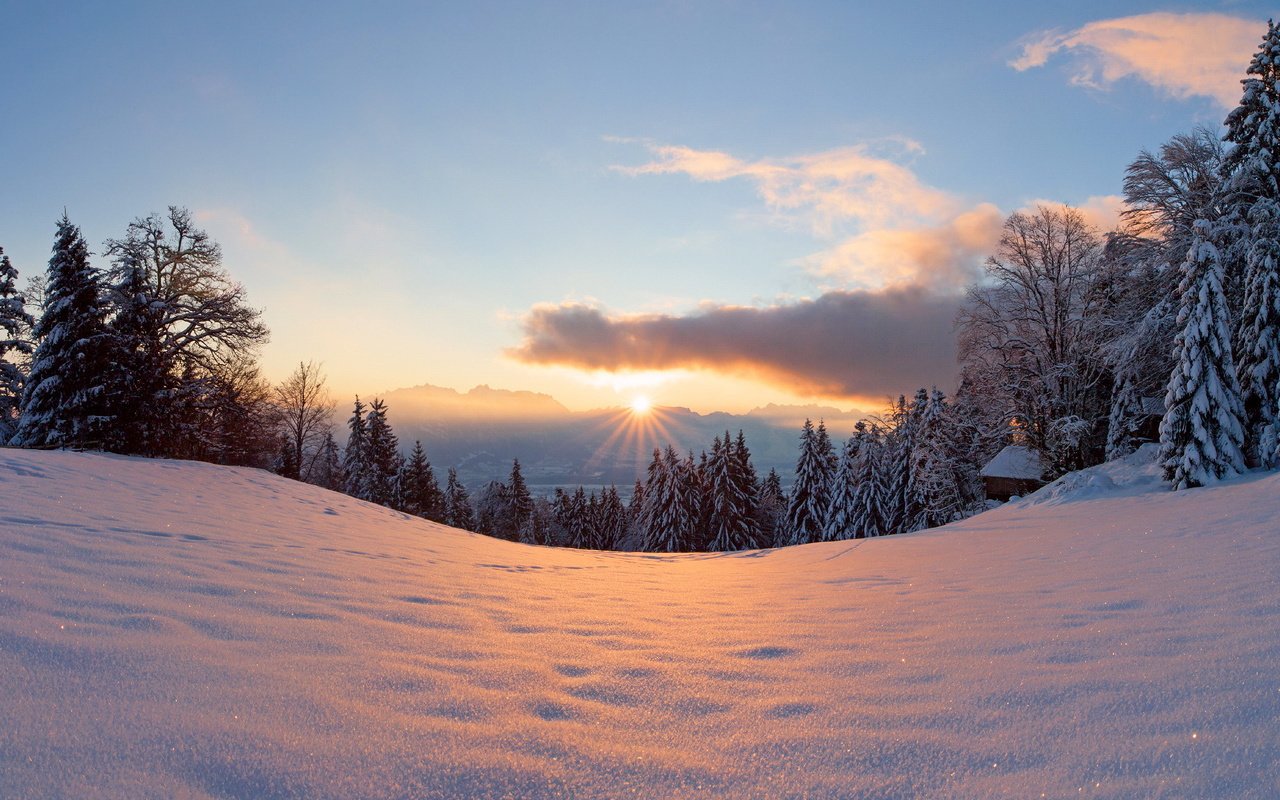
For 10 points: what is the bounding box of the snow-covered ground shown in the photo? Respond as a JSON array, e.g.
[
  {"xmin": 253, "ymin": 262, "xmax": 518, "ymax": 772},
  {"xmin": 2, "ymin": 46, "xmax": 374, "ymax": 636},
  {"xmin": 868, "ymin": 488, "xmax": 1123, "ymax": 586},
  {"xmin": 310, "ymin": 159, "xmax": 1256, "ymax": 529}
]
[{"xmin": 1, "ymin": 448, "xmax": 1277, "ymax": 799}]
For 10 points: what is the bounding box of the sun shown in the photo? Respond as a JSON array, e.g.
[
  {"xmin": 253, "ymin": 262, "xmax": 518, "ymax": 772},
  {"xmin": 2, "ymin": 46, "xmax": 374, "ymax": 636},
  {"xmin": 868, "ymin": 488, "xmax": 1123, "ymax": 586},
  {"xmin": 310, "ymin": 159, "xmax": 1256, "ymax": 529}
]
[{"xmin": 629, "ymin": 395, "xmax": 652, "ymax": 414}]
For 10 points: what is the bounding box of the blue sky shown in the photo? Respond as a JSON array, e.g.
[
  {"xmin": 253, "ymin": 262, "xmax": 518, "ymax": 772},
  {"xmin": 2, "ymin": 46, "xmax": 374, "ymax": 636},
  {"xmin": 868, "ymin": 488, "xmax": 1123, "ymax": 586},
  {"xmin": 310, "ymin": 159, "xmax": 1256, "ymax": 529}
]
[{"xmin": 0, "ymin": 2, "xmax": 1272, "ymax": 412}]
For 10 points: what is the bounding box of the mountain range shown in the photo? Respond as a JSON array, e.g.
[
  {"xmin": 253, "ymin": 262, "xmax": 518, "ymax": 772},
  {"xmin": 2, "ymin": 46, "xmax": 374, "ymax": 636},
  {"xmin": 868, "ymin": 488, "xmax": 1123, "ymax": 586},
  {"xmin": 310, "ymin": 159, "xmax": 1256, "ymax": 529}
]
[{"xmin": 374, "ymin": 383, "xmax": 875, "ymax": 493}]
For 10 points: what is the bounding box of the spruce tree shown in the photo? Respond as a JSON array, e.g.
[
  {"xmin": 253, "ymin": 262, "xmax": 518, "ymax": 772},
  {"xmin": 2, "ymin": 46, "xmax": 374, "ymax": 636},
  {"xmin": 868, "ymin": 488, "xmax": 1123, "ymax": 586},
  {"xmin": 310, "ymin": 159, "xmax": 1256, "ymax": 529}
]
[
  {"xmin": 635, "ymin": 448, "xmax": 665, "ymax": 550},
  {"xmin": 363, "ymin": 398, "xmax": 400, "ymax": 506},
  {"xmin": 1222, "ymin": 20, "xmax": 1280, "ymax": 464},
  {"xmin": 708, "ymin": 432, "xmax": 757, "ymax": 551},
  {"xmin": 757, "ymin": 468, "xmax": 785, "ymax": 546},
  {"xmin": 597, "ymin": 485, "xmax": 627, "ymax": 550},
  {"xmin": 784, "ymin": 418, "xmax": 833, "ymax": 545},
  {"xmin": 847, "ymin": 422, "xmax": 886, "ymax": 538},
  {"xmin": 309, "ymin": 430, "xmax": 344, "ymax": 491},
  {"xmin": 444, "ymin": 467, "xmax": 475, "ymax": 530},
  {"xmin": 0, "ymin": 247, "xmax": 34, "ymax": 443},
  {"xmin": 399, "ymin": 440, "xmax": 444, "ymax": 520},
  {"xmin": 640, "ymin": 446, "xmax": 695, "ymax": 552},
  {"xmin": 1239, "ymin": 200, "xmax": 1280, "ymax": 465},
  {"xmin": 822, "ymin": 431, "xmax": 860, "ymax": 541},
  {"xmin": 503, "ymin": 459, "xmax": 533, "ymax": 540},
  {"xmin": 343, "ymin": 397, "xmax": 368, "ymax": 498},
  {"xmin": 910, "ymin": 389, "xmax": 965, "ymax": 531},
  {"xmin": 14, "ymin": 215, "xmax": 113, "ymax": 448},
  {"xmin": 1159, "ymin": 221, "xmax": 1248, "ymax": 489}
]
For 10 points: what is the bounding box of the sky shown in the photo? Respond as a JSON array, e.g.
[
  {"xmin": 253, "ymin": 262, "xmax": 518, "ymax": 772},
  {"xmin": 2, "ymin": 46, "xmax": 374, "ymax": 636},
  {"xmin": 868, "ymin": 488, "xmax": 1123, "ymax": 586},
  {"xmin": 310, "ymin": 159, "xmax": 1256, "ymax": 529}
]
[{"xmin": 0, "ymin": 1, "xmax": 1273, "ymax": 414}]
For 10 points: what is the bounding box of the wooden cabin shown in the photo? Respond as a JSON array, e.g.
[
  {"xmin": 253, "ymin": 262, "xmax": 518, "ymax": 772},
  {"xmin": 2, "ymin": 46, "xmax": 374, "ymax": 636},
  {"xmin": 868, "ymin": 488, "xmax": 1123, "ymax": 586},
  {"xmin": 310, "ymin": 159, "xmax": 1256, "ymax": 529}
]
[{"xmin": 980, "ymin": 445, "xmax": 1045, "ymax": 501}]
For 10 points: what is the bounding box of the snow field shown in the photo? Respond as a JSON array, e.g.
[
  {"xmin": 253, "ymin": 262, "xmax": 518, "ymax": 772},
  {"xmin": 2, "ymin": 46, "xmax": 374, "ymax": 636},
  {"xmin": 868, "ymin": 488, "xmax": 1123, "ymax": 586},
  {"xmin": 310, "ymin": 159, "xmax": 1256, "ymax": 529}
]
[{"xmin": 1, "ymin": 448, "xmax": 1278, "ymax": 798}]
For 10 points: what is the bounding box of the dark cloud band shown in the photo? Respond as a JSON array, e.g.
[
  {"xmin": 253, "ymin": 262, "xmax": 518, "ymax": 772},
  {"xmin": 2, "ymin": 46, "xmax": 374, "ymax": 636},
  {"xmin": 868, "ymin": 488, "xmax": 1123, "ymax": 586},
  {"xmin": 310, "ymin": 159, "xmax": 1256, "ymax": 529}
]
[{"xmin": 510, "ymin": 288, "xmax": 961, "ymax": 398}]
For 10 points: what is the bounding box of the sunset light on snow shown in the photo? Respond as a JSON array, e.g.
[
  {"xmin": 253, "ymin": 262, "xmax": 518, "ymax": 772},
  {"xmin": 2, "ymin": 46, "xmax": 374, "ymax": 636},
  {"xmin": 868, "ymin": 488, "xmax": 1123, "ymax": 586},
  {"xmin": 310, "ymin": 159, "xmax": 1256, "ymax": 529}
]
[{"xmin": 3, "ymin": 3, "xmax": 1279, "ymax": 798}]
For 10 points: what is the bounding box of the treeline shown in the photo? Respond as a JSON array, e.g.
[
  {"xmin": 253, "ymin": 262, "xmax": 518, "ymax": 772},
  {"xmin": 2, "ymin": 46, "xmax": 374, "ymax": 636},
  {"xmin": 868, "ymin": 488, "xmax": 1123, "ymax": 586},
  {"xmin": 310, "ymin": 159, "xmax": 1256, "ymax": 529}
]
[
  {"xmin": 0, "ymin": 208, "xmax": 273, "ymax": 462},
  {"xmin": 956, "ymin": 24, "xmax": 1280, "ymax": 491}
]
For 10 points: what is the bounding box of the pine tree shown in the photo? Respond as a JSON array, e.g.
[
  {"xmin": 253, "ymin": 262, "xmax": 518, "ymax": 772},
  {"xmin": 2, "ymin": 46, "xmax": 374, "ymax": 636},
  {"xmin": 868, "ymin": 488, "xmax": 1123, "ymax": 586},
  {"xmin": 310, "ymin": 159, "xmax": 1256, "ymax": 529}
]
[
  {"xmin": 0, "ymin": 247, "xmax": 34, "ymax": 443},
  {"xmin": 444, "ymin": 467, "xmax": 475, "ymax": 530},
  {"xmin": 707, "ymin": 433, "xmax": 749, "ymax": 550},
  {"xmin": 1222, "ymin": 21, "xmax": 1280, "ymax": 464},
  {"xmin": 309, "ymin": 430, "xmax": 344, "ymax": 491},
  {"xmin": 731, "ymin": 430, "xmax": 762, "ymax": 548},
  {"xmin": 14, "ymin": 214, "xmax": 113, "ymax": 448},
  {"xmin": 783, "ymin": 419, "xmax": 834, "ymax": 545},
  {"xmin": 1159, "ymin": 221, "xmax": 1248, "ymax": 489},
  {"xmin": 879, "ymin": 394, "xmax": 921, "ymax": 535},
  {"xmin": 1239, "ymin": 200, "xmax": 1280, "ymax": 465},
  {"xmin": 596, "ymin": 485, "xmax": 627, "ymax": 550},
  {"xmin": 757, "ymin": 468, "xmax": 785, "ymax": 546},
  {"xmin": 363, "ymin": 398, "xmax": 400, "ymax": 506},
  {"xmin": 398, "ymin": 440, "xmax": 444, "ymax": 520},
  {"xmin": 343, "ymin": 397, "xmax": 368, "ymax": 498},
  {"xmin": 847, "ymin": 422, "xmax": 886, "ymax": 537},
  {"xmin": 822, "ymin": 431, "xmax": 860, "ymax": 541},
  {"xmin": 275, "ymin": 433, "xmax": 300, "ymax": 480},
  {"xmin": 503, "ymin": 459, "xmax": 533, "ymax": 540},
  {"xmin": 640, "ymin": 446, "xmax": 696, "ymax": 552},
  {"xmin": 104, "ymin": 257, "xmax": 172, "ymax": 455},
  {"xmin": 910, "ymin": 389, "xmax": 965, "ymax": 531}
]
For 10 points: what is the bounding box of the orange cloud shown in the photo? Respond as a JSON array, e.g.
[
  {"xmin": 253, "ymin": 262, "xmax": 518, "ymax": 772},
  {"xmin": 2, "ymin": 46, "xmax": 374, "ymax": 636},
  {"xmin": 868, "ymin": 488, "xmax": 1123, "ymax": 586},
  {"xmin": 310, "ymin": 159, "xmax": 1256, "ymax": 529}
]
[
  {"xmin": 809, "ymin": 203, "xmax": 1005, "ymax": 291},
  {"xmin": 615, "ymin": 140, "xmax": 953, "ymax": 235},
  {"xmin": 1011, "ymin": 12, "xmax": 1264, "ymax": 108}
]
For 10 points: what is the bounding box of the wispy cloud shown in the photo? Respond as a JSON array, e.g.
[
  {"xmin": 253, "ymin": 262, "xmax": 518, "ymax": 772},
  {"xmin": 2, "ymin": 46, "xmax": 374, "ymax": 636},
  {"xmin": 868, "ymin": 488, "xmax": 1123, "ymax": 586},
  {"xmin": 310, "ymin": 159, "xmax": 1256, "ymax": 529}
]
[
  {"xmin": 615, "ymin": 140, "xmax": 952, "ymax": 236},
  {"xmin": 1010, "ymin": 12, "xmax": 1264, "ymax": 108}
]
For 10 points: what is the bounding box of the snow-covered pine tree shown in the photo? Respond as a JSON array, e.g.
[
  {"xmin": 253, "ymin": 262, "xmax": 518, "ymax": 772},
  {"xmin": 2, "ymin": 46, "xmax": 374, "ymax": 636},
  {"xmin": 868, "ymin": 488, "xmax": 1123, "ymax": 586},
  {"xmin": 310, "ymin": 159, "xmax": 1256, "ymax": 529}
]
[
  {"xmin": 343, "ymin": 397, "xmax": 368, "ymax": 498},
  {"xmin": 847, "ymin": 421, "xmax": 886, "ymax": 538},
  {"xmin": 503, "ymin": 459, "xmax": 533, "ymax": 541},
  {"xmin": 309, "ymin": 430, "xmax": 344, "ymax": 491},
  {"xmin": 14, "ymin": 215, "xmax": 113, "ymax": 449},
  {"xmin": 398, "ymin": 440, "xmax": 444, "ymax": 520},
  {"xmin": 275, "ymin": 433, "xmax": 300, "ymax": 479},
  {"xmin": 103, "ymin": 257, "xmax": 171, "ymax": 455},
  {"xmin": 783, "ymin": 418, "xmax": 833, "ymax": 546},
  {"xmin": 640, "ymin": 446, "xmax": 695, "ymax": 552},
  {"xmin": 0, "ymin": 247, "xmax": 34, "ymax": 443},
  {"xmin": 1159, "ymin": 220, "xmax": 1248, "ymax": 489},
  {"xmin": 596, "ymin": 485, "xmax": 627, "ymax": 550},
  {"xmin": 444, "ymin": 467, "xmax": 475, "ymax": 530},
  {"xmin": 821, "ymin": 431, "xmax": 859, "ymax": 541},
  {"xmin": 1239, "ymin": 200, "xmax": 1280, "ymax": 465},
  {"xmin": 757, "ymin": 468, "xmax": 785, "ymax": 546},
  {"xmin": 362, "ymin": 398, "xmax": 400, "ymax": 507},
  {"xmin": 635, "ymin": 448, "xmax": 665, "ymax": 550},
  {"xmin": 681, "ymin": 451, "xmax": 705, "ymax": 550},
  {"xmin": 731, "ymin": 430, "xmax": 762, "ymax": 548},
  {"xmin": 878, "ymin": 395, "xmax": 919, "ymax": 535},
  {"xmin": 707, "ymin": 432, "xmax": 757, "ymax": 551},
  {"xmin": 910, "ymin": 389, "xmax": 965, "ymax": 531},
  {"xmin": 1222, "ymin": 21, "xmax": 1280, "ymax": 465}
]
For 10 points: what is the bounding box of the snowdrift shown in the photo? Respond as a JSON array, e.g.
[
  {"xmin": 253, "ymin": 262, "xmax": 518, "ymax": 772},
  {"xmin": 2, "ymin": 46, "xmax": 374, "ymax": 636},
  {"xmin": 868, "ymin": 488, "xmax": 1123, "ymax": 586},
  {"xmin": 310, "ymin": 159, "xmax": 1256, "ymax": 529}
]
[{"xmin": 1, "ymin": 448, "xmax": 1277, "ymax": 799}]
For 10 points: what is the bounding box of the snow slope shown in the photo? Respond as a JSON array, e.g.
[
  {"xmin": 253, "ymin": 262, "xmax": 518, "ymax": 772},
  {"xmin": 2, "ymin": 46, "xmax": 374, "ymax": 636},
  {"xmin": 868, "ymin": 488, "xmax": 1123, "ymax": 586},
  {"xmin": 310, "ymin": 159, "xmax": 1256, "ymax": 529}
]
[{"xmin": 1, "ymin": 448, "xmax": 1277, "ymax": 799}]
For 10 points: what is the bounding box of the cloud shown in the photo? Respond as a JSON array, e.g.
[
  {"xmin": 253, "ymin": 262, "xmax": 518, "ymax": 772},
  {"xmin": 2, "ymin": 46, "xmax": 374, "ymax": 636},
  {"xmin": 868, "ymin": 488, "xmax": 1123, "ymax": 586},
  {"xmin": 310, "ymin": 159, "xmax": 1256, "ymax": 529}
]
[
  {"xmin": 1026, "ymin": 194, "xmax": 1125, "ymax": 235},
  {"xmin": 1011, "ymin": 12, "xmax": 1264, "ymax": 108},
  {"xmin": 509, "ymin": 289, "xmax": 961, "ymax": 399},
  {"xmin": 809, "ymin": 203, "xmax": 1005, "ymax": 291},
  {"xmin": 538, "ymin": 142, "xmax": 1125, "ymax": 400},
  {"xmin": 615, "ymin": 140, "xmax": 954, "ymax": 235}
]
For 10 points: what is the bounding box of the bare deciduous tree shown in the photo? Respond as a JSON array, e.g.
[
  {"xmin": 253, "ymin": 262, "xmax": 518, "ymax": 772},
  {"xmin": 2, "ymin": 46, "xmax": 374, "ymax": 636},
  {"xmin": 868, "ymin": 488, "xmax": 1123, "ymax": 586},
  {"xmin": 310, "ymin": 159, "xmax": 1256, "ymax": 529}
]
[
  {"xmin": 957, "ymin": 205, "xmax": 1112, "ymax": 474},
  {"xmin": 274, "ymin": 361, "xmax": 336, "ymax": 482}
]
